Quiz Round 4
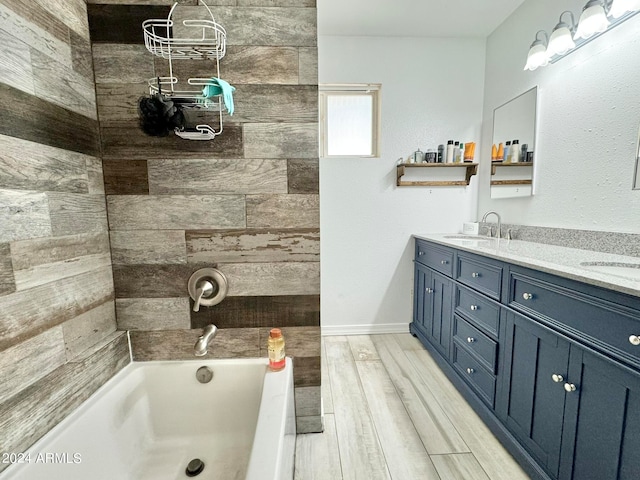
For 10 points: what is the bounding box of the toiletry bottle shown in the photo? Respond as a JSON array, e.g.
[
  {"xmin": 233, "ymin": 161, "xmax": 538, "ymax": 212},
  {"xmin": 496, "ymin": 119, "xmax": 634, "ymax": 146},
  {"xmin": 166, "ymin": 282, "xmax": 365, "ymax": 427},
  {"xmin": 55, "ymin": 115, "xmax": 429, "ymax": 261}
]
[
  {"xmin": 511, "ymin": 140, "xmax": 520, "ymax": 163},
  {"xmin": 504, "ymin": 141, "xmax": 511, "ymax": 163},
  {"xmin": 491, "ymin": 144, "xmax": 498, "ymax": 162},
  {"xmin": 464, "ymin": 143, "xmax": 473, "ymax": 162},
  {"xmin": 521, "ymin": 143, "xmax": 528, "ymax": 163},
  {"xmin": 453, "ymin": 142, "xmax": 460, "ymax": 163},
  {"xmin": 458, "ymin": 142, "xmax": 464, "ymax": 163},
  {"xmin": 268, "ymin": 328, "xmax": 286, "ymax": 371},
  {"xmin": 446, "ymin": 140, "xmax": 454, "ymax": 163},
  {"xmin": 497, "ymin": 143, "xmax": 504, "ymax": 161},
  {"xmin": 437, "ymin": 144, "xmax": 444, "ymax": 163}
]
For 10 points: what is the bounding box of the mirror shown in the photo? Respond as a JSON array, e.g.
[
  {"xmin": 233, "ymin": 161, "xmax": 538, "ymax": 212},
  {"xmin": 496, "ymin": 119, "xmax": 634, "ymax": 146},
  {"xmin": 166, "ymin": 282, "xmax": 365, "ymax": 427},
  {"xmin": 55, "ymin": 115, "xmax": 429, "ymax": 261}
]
[
  {"xmin": 633, "ymin": 124, "xmax": 640, "ymax": 189},
  {"xmin": 490, "ymin": 87, "xmax": 537, "ymax": 199}
]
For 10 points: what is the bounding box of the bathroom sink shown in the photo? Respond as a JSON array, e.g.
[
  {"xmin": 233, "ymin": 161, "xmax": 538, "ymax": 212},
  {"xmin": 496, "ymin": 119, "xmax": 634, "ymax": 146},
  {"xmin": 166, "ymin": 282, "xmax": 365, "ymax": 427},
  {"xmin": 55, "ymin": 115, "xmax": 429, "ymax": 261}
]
[{"xmin": 579, "ymin": 261, "xmax": 640, "ymax": 280}]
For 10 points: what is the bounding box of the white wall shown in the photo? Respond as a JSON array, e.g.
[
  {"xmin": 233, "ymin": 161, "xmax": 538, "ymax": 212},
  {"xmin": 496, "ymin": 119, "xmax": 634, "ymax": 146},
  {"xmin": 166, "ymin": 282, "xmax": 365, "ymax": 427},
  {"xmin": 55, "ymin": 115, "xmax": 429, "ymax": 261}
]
[
  {"xmin": 478, "ymin": 0, "xmax": 640, "ymax": 232},
  {"xmin": 319, "ymin": 36, "xmax": 486, "ymax": 334}
]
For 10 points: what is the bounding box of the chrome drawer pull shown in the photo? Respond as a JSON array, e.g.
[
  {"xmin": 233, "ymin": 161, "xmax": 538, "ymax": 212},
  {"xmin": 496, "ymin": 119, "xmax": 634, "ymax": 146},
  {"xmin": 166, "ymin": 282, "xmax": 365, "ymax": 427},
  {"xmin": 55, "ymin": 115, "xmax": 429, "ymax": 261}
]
[
  {"xmin": 467, "ymin": 337, "xmax": 475, "ymax": 343},
  {"xmin": 441, "ymin": 260, "xmax": 449, "ymax": 265},
  {"xmin": 418, "ymin": 251, "xmax": 425, "ymax": 256},
  {"xmin": 466, "ymin": 368, "xmax": 475, "ymax": 374},
  {"xmin": 564, "ymin": 383, "xmax": 577, "ymax": 393},
  {"xmin": 425, "ymin": 288, "xmax": 433, "ymax": 294},
  {"xmin": 522, "ymin": 292, "xmax": 533, "ymax": 300},
  {"xmin": 551, "ymin": 373, "xmax": 564, "ymax": 383},
  {"xmin": 629, "ymin": 335, "xmax": 640, "ymax": 346},
  {"xmin": 470, "ymin": 305, "xmax": 478, "ymax": 311},
  {"xmin": 471, "ymin": 272, "xmax": 480, "ymax": 278}
]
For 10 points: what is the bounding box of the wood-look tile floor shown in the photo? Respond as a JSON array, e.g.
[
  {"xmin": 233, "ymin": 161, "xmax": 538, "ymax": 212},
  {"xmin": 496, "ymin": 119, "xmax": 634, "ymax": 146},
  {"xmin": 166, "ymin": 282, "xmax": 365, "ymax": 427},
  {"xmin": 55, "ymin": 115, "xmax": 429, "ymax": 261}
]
[{"xmin": 294, "ymin": 334, "xmax": 530, "ymax": 480}]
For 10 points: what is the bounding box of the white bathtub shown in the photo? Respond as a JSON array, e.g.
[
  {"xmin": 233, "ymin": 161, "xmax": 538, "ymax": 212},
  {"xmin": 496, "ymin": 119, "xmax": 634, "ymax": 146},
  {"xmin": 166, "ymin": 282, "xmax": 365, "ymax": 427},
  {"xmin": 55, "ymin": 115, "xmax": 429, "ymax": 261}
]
[{"xmin": 1, "ymin": 357, "xmax": 295, "ymax": 480}]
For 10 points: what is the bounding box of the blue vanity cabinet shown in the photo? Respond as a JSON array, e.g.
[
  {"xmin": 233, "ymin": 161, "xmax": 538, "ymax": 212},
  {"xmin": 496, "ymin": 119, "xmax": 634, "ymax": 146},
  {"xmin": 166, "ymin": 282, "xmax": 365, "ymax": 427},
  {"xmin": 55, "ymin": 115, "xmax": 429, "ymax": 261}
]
[
  {"xmin": 412, "ymin": 237, "xmax": 640, "ymax": 480},
  {"xmin": 559, "ymin": 347, "xmax": 640, "ymax": 480},
  {"xmin": 499, "ymin": 309, "xmax": 570, "ymax": 479},
  {"xmin": 413, "ymin": 260, "xmax": 453, "ymax": 359}
]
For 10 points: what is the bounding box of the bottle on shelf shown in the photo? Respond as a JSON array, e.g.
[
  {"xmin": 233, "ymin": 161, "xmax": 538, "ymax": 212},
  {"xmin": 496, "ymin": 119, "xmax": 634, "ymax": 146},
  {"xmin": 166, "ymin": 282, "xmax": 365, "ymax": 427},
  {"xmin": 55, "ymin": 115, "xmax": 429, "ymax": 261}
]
[
  {"xmin": 504, "ymin": 141, "xmax": 511, "ymax": 163},
  {"xmin": 497, "ymin": 142, "xmax": 504, "ymax": 161},
  {"xmin": 446, "ymin": 140, "xmax": 454, "ymax": 163},
  {"xmin": 511, "ymin": 139, "xmax": 520, "ymax": 163}
]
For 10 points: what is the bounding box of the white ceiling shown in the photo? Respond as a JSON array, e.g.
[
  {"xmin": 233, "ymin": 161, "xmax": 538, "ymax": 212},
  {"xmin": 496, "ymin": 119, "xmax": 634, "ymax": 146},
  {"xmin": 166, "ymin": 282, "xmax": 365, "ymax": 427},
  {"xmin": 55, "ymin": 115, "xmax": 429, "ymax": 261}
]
[{"xmin": 317, "ymin": 0, "xmax": 527, "ymax": 38}]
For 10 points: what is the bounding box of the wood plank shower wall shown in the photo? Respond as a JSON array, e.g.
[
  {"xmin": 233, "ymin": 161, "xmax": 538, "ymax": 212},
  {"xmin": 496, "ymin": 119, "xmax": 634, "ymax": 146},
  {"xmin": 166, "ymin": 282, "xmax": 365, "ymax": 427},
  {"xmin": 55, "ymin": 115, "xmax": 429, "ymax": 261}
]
[
  {"xmin": 88, "ymin": 0, "xmax": 321, "ymax": 432},
  {"xmin": 0, "ymin": 0, "xmax": 129, "ymax": 471}
]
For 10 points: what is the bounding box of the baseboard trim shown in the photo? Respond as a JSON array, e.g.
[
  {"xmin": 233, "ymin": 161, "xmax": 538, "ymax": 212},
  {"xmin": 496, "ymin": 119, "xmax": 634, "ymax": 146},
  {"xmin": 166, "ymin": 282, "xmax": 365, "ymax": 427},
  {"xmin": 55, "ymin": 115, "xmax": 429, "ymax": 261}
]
[{"xmin": 321, "ymin": 323, "xmax": 410, "ymax": 336}]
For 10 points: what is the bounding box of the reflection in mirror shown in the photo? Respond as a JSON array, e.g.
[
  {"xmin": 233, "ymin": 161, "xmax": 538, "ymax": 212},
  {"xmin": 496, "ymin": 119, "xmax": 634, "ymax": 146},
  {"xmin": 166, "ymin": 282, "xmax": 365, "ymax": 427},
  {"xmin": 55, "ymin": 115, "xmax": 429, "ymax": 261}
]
[
  {"xmin": 633, "ymin": 124, "xmax": 640, "ymax": 190},
  {"xmin": 490, "ymin": 87, "xmax": 537, "ymax": 199}
]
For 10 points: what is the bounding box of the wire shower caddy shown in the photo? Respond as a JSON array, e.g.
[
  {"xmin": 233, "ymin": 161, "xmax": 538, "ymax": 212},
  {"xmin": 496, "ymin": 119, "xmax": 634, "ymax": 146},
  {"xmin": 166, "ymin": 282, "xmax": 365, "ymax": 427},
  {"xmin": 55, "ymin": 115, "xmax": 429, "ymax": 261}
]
[{"xmin": 143, "ymin": 1, "xmax": 227, "ymax": 140}]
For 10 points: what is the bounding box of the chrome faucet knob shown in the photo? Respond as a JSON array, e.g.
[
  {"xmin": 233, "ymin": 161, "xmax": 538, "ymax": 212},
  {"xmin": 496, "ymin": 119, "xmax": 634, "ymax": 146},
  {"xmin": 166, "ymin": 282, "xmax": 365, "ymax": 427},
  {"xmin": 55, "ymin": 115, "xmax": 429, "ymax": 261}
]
[{"xmin": 193, "ymin": 280, "xmax": 214, "ymax": 312}]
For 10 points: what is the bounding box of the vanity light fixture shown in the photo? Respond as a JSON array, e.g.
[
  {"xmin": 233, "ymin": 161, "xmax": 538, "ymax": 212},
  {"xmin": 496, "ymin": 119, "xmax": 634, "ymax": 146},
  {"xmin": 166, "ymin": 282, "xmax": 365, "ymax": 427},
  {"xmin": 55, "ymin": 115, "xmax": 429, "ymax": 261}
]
[
  {"xmin": 574, "ymin": 0, "xmax": 610, "ymax": 39},
  {"xmin": 523, "ymin": 31, "xmax": 549, "ymax": 71},
  {"xmin": 525, "ymin": 0, "xmax": 639, "ymax": 70},
  {"xmin": 547, "ymin": 11, "xmax": 577, "ymax": 56}
]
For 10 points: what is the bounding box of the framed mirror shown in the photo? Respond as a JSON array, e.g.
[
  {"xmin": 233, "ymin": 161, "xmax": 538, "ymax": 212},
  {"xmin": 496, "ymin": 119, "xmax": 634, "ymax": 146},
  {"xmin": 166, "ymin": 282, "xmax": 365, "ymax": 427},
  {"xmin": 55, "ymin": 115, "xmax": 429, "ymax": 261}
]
[{"xmin": 490, "ymin": 87, "xmax": 537, "ymax": 199}]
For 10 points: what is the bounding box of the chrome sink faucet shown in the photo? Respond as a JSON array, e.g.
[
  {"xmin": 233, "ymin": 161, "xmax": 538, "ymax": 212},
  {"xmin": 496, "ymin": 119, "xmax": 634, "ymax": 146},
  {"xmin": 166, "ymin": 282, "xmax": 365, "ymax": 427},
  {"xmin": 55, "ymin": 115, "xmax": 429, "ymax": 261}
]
[
  {"xmin": 194, "ymin": 324, "xmax": 218, "ymax": 357},
  {"xmin": 481, "ymin": 211, "xmax": 501, "ymax": 239}
]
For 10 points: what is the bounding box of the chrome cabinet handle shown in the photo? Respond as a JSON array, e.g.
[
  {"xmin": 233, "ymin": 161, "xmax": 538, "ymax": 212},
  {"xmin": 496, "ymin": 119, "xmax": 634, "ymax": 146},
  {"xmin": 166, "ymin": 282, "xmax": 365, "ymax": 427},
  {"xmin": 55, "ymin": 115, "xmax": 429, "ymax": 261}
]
[
  {"xmin": 441, "ymin": 260, "xmax": 448, "ymax": 265},
  {"xmin": 466, "ymin": 368, "xmax": 475, "ymax": 374},
  {"xmin": 418, "ymin": 251, "xmax": 425, "ymax": 256},
  {"xmin": 629, "ymin": 335, "xmax": 640, "ymax": 346},
  {"xmin": 551, "ymin": 374, "xmax": 564, "ymax": 383},
  {"xmin": 564, "ymin": 383, "xmax": 577, "ymax": 393},
  {"xmin": 471, "ymin": 272, "xmax": 480, "ymax": 278},
  {"xmin": 425, "ymin": 287, "xmax": 433, "ymax": 293},
  {"xmin": 522, "ymin": 292, "xmax": 533, "ymax": 300},
  {"xmin": 470, "ymin": 305, "xmax": 478, "ymax": 311},
  {"xmin": 467, "ymin": 337, "xmax": 475, "ymax": 343}
]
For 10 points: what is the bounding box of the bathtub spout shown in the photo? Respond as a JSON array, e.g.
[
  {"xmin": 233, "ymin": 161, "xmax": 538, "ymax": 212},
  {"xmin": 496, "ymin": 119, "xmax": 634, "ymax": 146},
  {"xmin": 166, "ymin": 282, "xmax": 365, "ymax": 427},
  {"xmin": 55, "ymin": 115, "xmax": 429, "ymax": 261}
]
[{"xmin": 194, "ymin": 324, "xmax": 218, "ymax": 356}]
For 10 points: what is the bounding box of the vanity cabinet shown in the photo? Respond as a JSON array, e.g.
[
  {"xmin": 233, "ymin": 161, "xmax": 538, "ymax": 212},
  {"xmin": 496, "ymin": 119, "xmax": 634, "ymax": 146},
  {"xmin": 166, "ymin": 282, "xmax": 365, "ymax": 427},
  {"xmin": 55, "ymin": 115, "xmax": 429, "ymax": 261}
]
[
  {"xmin": 411, "ymin": 238, "xmax": 640, "ymax": 480},
  {"xmin": 414, "ymin": 261, "xmax": 453, "ymax": 359}
]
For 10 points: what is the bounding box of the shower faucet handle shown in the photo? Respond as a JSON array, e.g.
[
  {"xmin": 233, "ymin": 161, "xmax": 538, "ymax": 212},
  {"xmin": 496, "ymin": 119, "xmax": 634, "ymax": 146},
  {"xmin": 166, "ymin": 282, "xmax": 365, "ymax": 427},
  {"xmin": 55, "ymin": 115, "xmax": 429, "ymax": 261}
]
[{"xmin": 193, "ymin": 280, "xmax": 214, "ymax": 312}]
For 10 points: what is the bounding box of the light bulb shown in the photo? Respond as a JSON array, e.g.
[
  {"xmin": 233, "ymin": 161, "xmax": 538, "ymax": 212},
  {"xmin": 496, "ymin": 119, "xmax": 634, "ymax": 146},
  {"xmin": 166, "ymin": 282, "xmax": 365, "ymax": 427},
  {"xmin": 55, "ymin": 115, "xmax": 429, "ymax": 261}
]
[
  {"xmin": 548, "ymin": 25, "xmax": 576, "ymax": 56},
  {"xmin": 524, "ymin": 43, "xmax": 549, "ymax": 71},
  {"xmin": 574, "ymin": 1, "xmax": 610, "ymax": 39}
]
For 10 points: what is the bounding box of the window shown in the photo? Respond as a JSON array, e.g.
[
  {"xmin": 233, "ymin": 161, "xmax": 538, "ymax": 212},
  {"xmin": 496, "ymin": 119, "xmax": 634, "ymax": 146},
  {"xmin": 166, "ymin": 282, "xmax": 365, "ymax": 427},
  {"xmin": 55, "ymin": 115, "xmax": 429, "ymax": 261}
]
[{"xmin": 319, "ymin": 84, "xmax": 381, "ymax": 158}]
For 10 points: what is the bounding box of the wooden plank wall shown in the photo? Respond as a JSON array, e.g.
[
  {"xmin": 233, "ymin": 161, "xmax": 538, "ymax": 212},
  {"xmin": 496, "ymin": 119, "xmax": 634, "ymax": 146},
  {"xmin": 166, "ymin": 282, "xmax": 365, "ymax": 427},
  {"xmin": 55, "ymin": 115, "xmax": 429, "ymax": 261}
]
[
  {"xmin": 0, "ymin": 0, "xmax": 129, "ymax": 471},
  {"xmin": 89, "ymin": 0, "xmax": 321, "ymax": 432}
]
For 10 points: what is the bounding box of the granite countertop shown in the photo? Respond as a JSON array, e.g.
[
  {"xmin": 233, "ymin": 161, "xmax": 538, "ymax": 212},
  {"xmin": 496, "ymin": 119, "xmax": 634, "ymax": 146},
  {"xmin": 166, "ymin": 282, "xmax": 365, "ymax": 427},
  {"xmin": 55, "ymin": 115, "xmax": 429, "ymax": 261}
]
[{"xmin": 414, "ymin": 233, "xmax": 640, "ymax": 299}]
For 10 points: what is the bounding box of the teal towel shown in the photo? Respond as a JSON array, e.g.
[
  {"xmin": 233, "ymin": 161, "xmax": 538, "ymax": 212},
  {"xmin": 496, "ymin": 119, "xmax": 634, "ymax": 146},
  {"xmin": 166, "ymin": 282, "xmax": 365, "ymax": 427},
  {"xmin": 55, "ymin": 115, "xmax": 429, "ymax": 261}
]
[{"xmin": 202, "ymin": 77, "xmax": 235, "ymax": 115}]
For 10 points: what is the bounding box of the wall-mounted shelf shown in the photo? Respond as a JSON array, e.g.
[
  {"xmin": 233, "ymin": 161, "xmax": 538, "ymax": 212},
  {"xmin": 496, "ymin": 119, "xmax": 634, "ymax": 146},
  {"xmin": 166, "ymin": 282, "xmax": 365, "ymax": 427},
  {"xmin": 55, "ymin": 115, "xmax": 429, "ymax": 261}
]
[
  {"xmin": 490, "ymin": 161, "xmax": 533, "ymax": 186},
  {"xmin": 396, "ymin": 163, "xmax": 478, "ymax": 187},
  {"xmin": 490, "ymin": 161, "xmax": 533, "ymax": 175}
]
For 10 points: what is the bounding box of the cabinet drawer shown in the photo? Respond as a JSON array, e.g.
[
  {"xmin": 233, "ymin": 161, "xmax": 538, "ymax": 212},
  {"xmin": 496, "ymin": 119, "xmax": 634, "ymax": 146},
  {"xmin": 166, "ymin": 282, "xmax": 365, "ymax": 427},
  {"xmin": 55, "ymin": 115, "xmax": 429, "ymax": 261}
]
[
  {"xmin": 415, "ymin": 240, "xmax": 454, "ymax": 276},
  {"xmin": 453, "ymin": 343, "xmax": 496, "ymax": 407},
  {"xmin": 453, "ymin": 315, "xmax": 497, "ymax": 373},
  {"xmin": 510, "ymin": 269, "xmax": 640, "ymax": 369},
  {"xmin": 456, "ymin": 254, "xmax": 503, "ymax": 300},
  {"xmin": 455, "ymin": 285, "xmax": 501, "ymax": 338}
]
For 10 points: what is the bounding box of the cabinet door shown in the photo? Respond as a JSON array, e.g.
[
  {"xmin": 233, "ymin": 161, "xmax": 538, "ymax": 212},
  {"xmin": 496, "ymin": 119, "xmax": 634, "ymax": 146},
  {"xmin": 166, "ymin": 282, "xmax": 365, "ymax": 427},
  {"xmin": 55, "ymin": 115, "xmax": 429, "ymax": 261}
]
[
  {"xmin": 499, "ymin": 310, "xmax": 570, "ymax": 479},
  {"xmin": 560, "ymin": 348, "xmax": 640, "ymax": 480},
  {"xmin": 413, "ymin": 263, "xmax": 432, "ymax": 334},
  {"xmin": 429, "ymin": 272, "xmax": 453, "ymax": 359}
]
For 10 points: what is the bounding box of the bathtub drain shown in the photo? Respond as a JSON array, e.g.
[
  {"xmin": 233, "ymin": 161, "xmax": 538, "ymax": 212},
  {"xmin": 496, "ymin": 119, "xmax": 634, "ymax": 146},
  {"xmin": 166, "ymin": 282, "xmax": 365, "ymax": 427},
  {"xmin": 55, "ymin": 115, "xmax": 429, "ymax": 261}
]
[{"xmin": 186, "ymin": 458, "xmax": 205, "ymax": 477}]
